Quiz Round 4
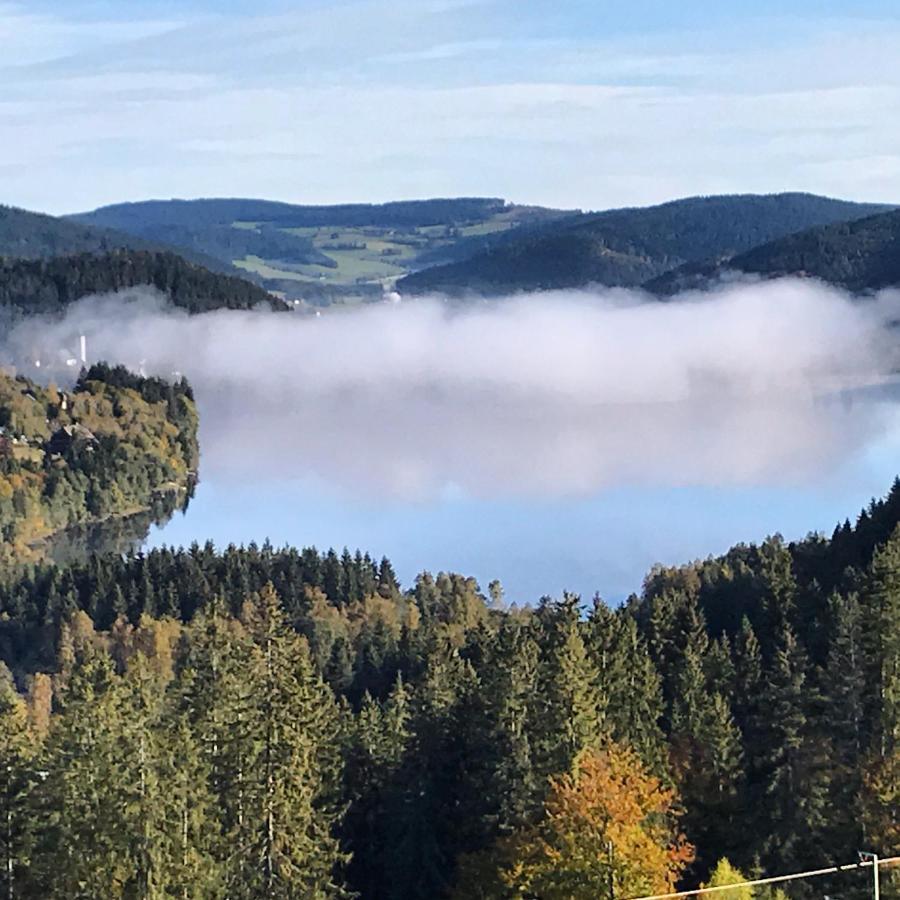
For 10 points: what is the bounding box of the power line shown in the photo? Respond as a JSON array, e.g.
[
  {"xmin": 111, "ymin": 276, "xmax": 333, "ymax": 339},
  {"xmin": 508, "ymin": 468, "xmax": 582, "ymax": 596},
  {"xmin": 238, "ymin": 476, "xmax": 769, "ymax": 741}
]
[{"xmin": 627, "ymin": 855, "xmax": 900, "ymax": 900}]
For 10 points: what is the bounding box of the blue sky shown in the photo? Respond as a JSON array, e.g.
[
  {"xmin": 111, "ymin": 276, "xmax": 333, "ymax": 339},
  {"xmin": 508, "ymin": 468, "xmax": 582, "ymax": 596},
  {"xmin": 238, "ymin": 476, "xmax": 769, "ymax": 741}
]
[{"xmin": 4, "ymin": 0, "xmax": 900, "ymax": 214}]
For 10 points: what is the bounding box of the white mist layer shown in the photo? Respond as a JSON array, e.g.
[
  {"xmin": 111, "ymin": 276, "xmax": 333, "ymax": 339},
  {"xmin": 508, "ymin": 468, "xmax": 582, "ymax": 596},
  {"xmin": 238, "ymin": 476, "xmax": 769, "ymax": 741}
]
[{"xmin": 4, "ymin": 279, "xmax": 900, "ymax": 500}]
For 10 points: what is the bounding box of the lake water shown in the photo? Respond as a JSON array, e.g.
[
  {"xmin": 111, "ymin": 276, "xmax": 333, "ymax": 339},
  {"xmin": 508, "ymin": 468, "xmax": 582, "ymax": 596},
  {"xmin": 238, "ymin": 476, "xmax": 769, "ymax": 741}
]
[
  {"xmin": 15, "ymin": 286, "xmax": 900, "ymax": 602},
  {"xmin": 144, "ymin": 393, "xmax": 900, "ymax": 603}
]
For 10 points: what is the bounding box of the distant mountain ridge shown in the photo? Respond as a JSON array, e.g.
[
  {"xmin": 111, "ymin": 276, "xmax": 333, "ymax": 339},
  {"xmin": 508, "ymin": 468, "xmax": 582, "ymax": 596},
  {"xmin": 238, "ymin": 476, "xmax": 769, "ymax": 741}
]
[
  {"xmin": 0, "ymin": 250, "xmax": 286, "ymax": 316},
  {"xmin": 6, "ymin": 193, "xmax": 900, "ymax": 310},
  {"xmin": 70, "ymin": 197, "xmax": 573, "ymax": 303},
  {"xmin": 0, "ymin": 204, "xmax": 154, "ymax": 259},
  {"xmin": 646, "ymin": 207, "xmax": 900, "ymax": 295},
  {"xmin": 71, "ymin": 197, "xmax": 516, "ymax": 230},
  {"xmin": 0, "ymin": 204, "xmax": 237, "ymax": 275},
  {"xmin": 397, "ymin": 193, "xmax": 892, "ymax": 295}
]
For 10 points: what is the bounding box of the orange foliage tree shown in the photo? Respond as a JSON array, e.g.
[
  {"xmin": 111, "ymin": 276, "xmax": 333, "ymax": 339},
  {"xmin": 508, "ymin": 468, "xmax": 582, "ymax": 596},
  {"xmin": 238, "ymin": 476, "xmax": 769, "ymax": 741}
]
[
  {"xmin": 861, "ymin": 750, "xmax": 900, "ymax": 853},
  {"xmin": 455, "ymin": 741, "xmax": 693, "ymax": 900}
]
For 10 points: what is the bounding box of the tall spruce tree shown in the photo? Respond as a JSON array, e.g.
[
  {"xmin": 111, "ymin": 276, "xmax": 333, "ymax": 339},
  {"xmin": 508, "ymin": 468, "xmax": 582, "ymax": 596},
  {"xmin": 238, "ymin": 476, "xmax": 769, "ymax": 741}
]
[
  {"xmin": 532, "ymin": 595, "xmax": 603, "ymax": 781},
  {"xmin": 0, "ymin": 684, "xmax": 37, "ymax": 900},
  {"xmin": 757, "ymin": 623, "xmax": 829, "ymax": 871},
  {"xmin": 821, "ymin": 591, "xmax": 866, "ymax": 855},
  {"xmin": 861, "ymin": 527, "xmax": 900, "ymax": 758},
  {"xmin": 586, "ymin": 602, "xmax": 667, "ymax": 775},
  {"xmin": 240, "ymin": 584, "xmax": 348, "ymax": 898}
]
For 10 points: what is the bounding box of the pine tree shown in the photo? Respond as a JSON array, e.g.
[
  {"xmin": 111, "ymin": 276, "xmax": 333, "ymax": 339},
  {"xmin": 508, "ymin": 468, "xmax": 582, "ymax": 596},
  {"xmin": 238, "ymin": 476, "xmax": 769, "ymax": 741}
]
[
  {"xmin": 343, "ymin": 677, "xmax": 411, "ymax": 898},
  {"xmin": 732, "ymin": 617, "xmax": 763, "ymax": 740},
  {"xmin": 861, "ymin": 527, "xmax": 900, "ymax": 758},
  {"xmin": 532, "ymin": 595, "xmax": 603, "ymax": 781},
  {"xmin": 240, "ymin": 584, "xmax": 348, "ymax": 898},
  {"xmin": 586, "ymin": 602, "xmax": 667, "ymax": 775},
  {"xmin": 31, "ymin": 648, "xmax": 131, "ymax": 898},
  {"xmin": 111, "ymin": 654, "xmax": 220, "ymax": 898},
  {"xmin": 822, "ymin": 591, "xmax": 866, "ymax": 854},
  {"xmin": 757, "ymin": 623, "xmax": 829, "ymax": 871},
  {"xmin": 482, "ymin": 619, "xmax": 541, "ymax": 832},
  {"xmin": 0, "ymin": 684, "xmax": 37, "ymax": 900},
  {"xmin": 176, "ymin": 598, "xmax": 259, "ymax": 892}
]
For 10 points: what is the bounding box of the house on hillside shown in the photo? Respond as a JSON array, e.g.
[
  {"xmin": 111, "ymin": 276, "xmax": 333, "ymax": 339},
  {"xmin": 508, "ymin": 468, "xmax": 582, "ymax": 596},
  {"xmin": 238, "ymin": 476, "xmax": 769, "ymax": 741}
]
[{"xmin": 46, "ymin": 424, "xmax": 98, "ymax": 457}]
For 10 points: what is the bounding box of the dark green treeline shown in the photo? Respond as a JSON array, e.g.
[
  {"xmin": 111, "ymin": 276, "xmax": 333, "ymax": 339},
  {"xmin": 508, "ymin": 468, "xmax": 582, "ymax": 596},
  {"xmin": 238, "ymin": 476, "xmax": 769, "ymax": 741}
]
[{"xmin": 0, "ymin": 481, "xmax": 898, "ymax": 897}]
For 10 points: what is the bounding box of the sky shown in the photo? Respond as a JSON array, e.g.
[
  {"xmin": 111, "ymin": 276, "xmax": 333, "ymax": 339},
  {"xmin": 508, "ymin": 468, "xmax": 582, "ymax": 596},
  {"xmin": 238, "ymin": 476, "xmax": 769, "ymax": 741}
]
[{"xmin": 4, "ymin": 0, "xmax": 900, "ymax": 214}]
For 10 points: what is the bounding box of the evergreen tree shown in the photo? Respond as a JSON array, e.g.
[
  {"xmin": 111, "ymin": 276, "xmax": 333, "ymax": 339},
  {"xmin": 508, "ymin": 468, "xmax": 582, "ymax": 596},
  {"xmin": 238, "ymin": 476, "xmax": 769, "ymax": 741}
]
[
  {"xmin": 586, "ymin": 602, "xmax": 667, "ymax": 775},
  {"xmin": 757, "ymin": 623, "xmax": 829, "ymax": 871},
  {"xmin": 31, "ymin": 648, "xmax": 129, "ymax": 898},
  {"xmin": 532, "ymin": 595, "xmax": 603, "ymax": 781},
  {"xmin": 343, "ymin": 676, "xmax": 411, "ymax": 898},
  {"xmin": 176, "ymin": 598, "xmax": 258, "ymax": 892},
  {"xmin": 861, "ymin": 527, "xmax": 900, "ymax": 758},
  {"xmin": 0, "ymin": 684, "xmax": 37, "ymax": 900},
  {"xmin": 240, "ymin": 584, "xmax": 348, "ymax": 898},
  {"xmin": 821, "ymin": 591, "xmax": 866, "ymax": 854}
]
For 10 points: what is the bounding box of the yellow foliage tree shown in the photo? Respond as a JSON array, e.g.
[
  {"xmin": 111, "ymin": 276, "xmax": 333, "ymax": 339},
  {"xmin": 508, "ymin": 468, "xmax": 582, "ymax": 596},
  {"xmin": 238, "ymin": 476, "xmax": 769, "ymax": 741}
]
[
  {"xmin": 702, "ymin": 858, "xmax": 753, "ymax": 900},
  {"xmin": 456, "ymin": 742, "xmax": 693, "ymax": 900}
]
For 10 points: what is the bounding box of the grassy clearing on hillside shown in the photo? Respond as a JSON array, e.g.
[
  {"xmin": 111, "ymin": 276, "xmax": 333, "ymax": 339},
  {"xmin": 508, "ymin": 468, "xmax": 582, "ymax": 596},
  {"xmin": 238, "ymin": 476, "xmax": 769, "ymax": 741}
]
[
  {"xmin": 229, "ymin": 211, "xmax": 534, "ymax": 294},
  {"xmin": 233, "ymin": 255, "xmax": 311, "ymax": 281}
]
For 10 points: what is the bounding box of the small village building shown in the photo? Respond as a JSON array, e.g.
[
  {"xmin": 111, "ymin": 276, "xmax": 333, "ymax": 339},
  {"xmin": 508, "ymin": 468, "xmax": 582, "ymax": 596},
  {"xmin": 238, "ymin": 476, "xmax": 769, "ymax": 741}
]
[{"xmin": 46, "ymin": 424, "xmax": 98, "ymax": 456}]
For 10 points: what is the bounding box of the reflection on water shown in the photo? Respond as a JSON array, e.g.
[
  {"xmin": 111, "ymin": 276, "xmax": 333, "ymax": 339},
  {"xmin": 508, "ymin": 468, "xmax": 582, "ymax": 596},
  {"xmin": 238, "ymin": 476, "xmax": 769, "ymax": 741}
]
[
  {"xmin": 145, "ymin": 398, "xmax": 900, "ymax": 603},
  {"xmin": 12, "ymin": 286, "xmax": 900, "ymax": 599},
  {"xmin": 42, "ymin": 490, "xmax": 188, "ymax": 567}
]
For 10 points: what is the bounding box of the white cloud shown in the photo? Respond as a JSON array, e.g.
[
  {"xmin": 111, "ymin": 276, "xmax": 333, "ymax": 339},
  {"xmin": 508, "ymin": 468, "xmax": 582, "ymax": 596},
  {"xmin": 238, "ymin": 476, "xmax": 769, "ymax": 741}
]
[{"xmin": 5, "ymin": 280, "xmax": 899, "ymax": 501}]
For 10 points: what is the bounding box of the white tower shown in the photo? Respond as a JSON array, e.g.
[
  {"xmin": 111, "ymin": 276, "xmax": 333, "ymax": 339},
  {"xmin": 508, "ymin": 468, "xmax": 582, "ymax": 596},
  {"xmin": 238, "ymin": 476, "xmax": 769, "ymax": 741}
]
[{"xmin": 79, "ymin": 335, "xmax": 87, "ymax": 364}]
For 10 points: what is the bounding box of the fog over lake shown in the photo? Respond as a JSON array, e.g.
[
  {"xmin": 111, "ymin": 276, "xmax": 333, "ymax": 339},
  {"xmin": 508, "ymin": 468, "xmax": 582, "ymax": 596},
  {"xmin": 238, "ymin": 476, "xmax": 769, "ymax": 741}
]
[{"xmin": 7, "ymin": 278, "xmax": 900, "ymax": 600}]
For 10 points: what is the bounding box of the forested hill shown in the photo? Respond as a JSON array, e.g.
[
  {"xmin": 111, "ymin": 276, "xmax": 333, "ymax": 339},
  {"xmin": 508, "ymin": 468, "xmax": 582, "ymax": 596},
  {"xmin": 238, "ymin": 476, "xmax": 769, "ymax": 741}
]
[
  {"xmin": 0, "ymin": 204, "xmax": 236, "ymax": 275},
  {"xmin": 0, "ymin": 249, "xmax": 287, "ymax": 315},
  {"xmin": 647, "ymin": 207, "xmax": 900, "ymax": 295},
  {"xmin": 0, "ymin": 204, "xmax": 152, "ymax": 260},
  {"xmin": 398, "ymin": 193, "xmax": 890, "ymax": 295},
  {"xmin": 0, "ymin": 478, "xmax": 897, "ymax": 896},
  {"xmin": 73, "ymin": 196, "xmax": 514, "ymax": 230},
  {"xmin": 69, "ymin": 196, "xmax": 574, "ymax": 304},
  {"xmin": 0, "ymin": 363, "xmax": 197, "ymax": 566}
]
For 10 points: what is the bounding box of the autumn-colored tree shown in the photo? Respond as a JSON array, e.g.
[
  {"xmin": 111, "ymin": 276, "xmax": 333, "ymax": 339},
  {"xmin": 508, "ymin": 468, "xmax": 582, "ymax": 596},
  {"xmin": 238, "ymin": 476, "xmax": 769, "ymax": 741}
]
[
  {"xmin": 459, "ymin": 741, "xmax": 693, "ymax": 900},
  {"xmin": 702, "ymin": 858, "xmax": 754, "ymax": 900},
  {"xmin": 860, "ymin": 749, "xmax": 900, "ymax": 854},
  {"xmin": 25, "ymin": 673, "xmax": 52, "ymax": 739}
]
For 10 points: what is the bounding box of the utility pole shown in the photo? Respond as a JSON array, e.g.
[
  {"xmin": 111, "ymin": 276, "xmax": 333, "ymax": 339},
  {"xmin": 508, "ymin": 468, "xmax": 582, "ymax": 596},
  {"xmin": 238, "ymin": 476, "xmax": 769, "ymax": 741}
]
[
  {"xmin": 607, "ymin": 840, "xmax": 615, "ymax": 900},
  {"xmin": 5, "ymin": 763, "xmax": 12, "ymax": 900},
  {"xmin": 859, "ymin": 851, "xmax": 879, "ymax": 900}
]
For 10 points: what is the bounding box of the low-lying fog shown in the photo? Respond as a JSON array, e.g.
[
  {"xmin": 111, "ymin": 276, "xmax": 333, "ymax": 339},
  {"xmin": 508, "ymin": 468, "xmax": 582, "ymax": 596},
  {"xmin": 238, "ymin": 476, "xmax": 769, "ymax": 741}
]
[{"xmin": 6, "ymin": 279, "xmax": 900, "ymax": 599}]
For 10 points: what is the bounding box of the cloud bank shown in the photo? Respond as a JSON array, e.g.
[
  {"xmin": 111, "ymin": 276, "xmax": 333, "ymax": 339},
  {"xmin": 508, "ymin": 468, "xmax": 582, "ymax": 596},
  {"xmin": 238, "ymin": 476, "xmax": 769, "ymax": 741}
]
[{"xmin": 4, "ymin": 279, "xmax": 899, "ymax": 501}]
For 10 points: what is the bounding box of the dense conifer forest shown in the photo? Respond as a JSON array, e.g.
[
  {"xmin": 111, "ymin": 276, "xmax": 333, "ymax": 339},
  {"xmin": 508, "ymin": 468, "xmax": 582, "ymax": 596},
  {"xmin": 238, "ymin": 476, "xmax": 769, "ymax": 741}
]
[
  {"xmin": 0, "ymin": 363, "xmax": 197, "ymax": 566},
  {"xmin": 647, "ymin": 209, "xmax": 900, "ymax": 295},
  {"xmin": 0, "ymin": 475, "xmax": 897, "ymax": 897},
  {"xmin": 397, "ymin": 194, "xmax": 890, "ymax": 296},
  {"xmin": 0, "ymin": 250, "xmax": 286, "ymax": 316}
]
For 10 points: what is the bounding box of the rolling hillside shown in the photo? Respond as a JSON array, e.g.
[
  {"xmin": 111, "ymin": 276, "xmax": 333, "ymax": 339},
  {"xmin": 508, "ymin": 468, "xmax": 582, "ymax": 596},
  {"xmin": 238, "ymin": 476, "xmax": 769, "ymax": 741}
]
[
  {"xmin": 0, "ymin": 250, "xmax": 287, "ymax": 316},
  {"xmin": 397, "ymin": 193, "xmax": 891, "ymax": 295},
  {"xmin": 71, "ymin": 197, "xmax": 573, "ymax": 302},
  {"xmin": 0, "ymin": 204, "xmax": 239, "ymax": 276},
  {"xmin": 0, "ymin": 205, "xmax": 153, "ymax": 259},
  {"xmin": 646, "ymin": 207, "xmax": 900, "ymax": 294}
]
